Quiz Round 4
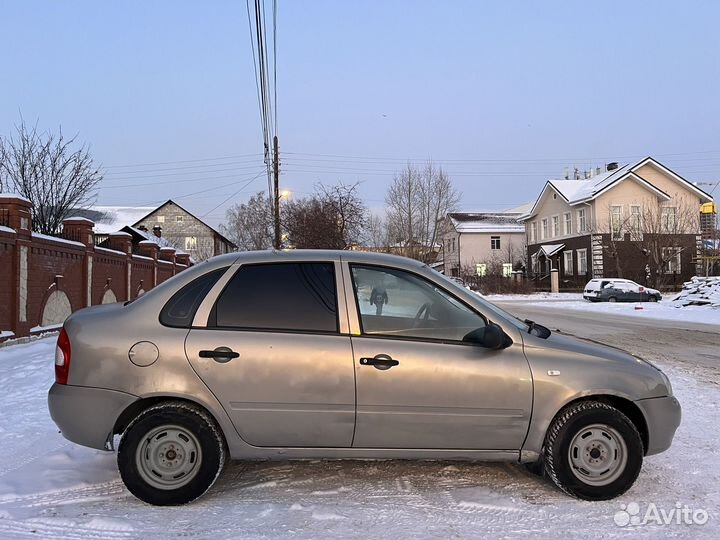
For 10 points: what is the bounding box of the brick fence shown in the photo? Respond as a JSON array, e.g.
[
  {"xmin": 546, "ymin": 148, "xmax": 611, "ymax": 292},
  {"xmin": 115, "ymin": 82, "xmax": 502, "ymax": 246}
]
[{"xmin": 0, "ymin": 195, "xmax": 191, "ymax": 341}]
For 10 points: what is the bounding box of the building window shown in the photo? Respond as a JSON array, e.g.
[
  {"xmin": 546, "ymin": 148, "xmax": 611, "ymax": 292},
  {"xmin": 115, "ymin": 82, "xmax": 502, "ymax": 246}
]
[
  {"xmin": 630, "ymin": 205, "xmax": 642, "ymax": 241},
  {"xmin": 577, "ymin": 208, "xmax": 587, "ymax": 233},
  {"xmin": 577, "ymin": 248, "xmax": 588, "ymax": 275},
  {"xmin": 541, "ymin": 219, "xmax": 548, "ymax": 239},
  {"xmin": 530, "ymin": 222, "xmax": 537, "ymax": 243},
  {"xmin": 476, "ymin": 263, "xmax": 487, "ymax": 277},
  {"xmin": 563, "ymin": 251, "xmax": 574, "ymax": 275},
  {"xmin": 662, "ymin": 247, "xmax": 681, "ymax": 274},
  {"xmin": 563, "ymin": 212, "xmax": 572, "ymax": 235},
  {"xmin": 176, "ymin": 215, "xmax": 184, "ymax": 223},
  {"xmin": 502, "ymin": 263, "xmax": 513, "ymax": 277},
  {"xmin": 661, "ymin": 207, "xmax": 677, "ymax": 232},
  {"xmin": 610, "ymin": 205, "xmax": 623, "ymax": 241},
  {"xmin": 552, "ymin": 216, "xmax": 559, "ymax": 237},
  {"xmin": 491, "ymin": 236, "xmax": 501, "ymax": 250},
  {"xmin": 185, "ymin": 236, "xmax": 198, "ymax": 251},
  {"xmin": 157, "ymin": 215, "xmax": 165, "ymax": 223}
]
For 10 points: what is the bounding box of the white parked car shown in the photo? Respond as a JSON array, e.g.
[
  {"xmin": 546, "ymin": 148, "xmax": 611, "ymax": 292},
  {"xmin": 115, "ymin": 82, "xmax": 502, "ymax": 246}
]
[{"xmin": 583, "ymin": 279, "xmax": 662, "ymax": 303}]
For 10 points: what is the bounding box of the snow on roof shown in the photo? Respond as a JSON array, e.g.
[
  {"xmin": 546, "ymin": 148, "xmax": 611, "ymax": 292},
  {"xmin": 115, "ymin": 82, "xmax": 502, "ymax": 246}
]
[
  {"xmin": 0, "ymin": 192, "xmax": 31, "ymax": 203},
  {"xmin": 448, "ymin": 212, "xmax": 524, "ymax": 233},
  {"xmin": 74, "ymin": 206, "xmax": 156, "ymax": 235},
  {"xmin": 539, "ymin": 243, "xmax": 565, "ymax": 257},
  {"xmin": 0, "ymin": 225, "xmax": 16, "ymax": 235},
  {"xmin": 547, "ymin": 164, "xmax": 633, "ymax": 204}
]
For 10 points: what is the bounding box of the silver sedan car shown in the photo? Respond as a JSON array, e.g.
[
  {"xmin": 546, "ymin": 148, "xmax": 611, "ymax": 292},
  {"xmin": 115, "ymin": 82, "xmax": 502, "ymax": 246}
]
[{"xmin": 48, "ymin": 250, "xmax": 681, "ymax": 506}]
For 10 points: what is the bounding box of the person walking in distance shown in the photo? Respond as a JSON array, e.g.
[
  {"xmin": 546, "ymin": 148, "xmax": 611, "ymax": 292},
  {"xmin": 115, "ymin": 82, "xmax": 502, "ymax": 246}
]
[{"xmin": 370, "ymin": 286, "xmax": 389, "ymax": 315}]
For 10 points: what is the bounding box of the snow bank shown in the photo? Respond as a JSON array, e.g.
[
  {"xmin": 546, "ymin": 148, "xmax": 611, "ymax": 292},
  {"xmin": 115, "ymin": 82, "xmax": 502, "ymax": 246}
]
[{"xmin": 671, "ymin": 276, "xmax": 720, "ymax": 308}]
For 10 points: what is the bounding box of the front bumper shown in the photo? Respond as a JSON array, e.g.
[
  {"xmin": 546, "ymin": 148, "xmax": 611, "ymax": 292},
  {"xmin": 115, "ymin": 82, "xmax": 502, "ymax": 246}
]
[
  {"xmin": 48, "ymin": 383, "xmax": 138, "ymax": 451},
  {"xmin": 635, "ymin": 395, "xmax": 682, "ymax": 456}
]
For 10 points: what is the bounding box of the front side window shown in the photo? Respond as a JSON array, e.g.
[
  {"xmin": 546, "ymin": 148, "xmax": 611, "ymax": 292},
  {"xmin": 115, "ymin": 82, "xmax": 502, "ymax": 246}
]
[
  {"xmin": 491, "ymin": 236, "xmax": 501, "ymax": 250},
  {"xmin": 350, "ymin": 265, "xmax": 486, "ymax": 342},
  {"xmin": 212, "ymin": 262, "xmax": 338, "ymax": 332}
]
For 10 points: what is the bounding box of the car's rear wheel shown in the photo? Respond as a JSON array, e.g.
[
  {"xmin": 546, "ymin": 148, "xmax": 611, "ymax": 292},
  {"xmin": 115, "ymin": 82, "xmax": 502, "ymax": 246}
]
[
  {"xmin": 608, "ymin": 297, "xmax": 617, "ymax": 303},
  {"xmin": 544, "ymin": 400, "xmax": 643, "ymax": 500},
  {"xmin": 118, "ymin": 401, "xmax": 226, "ymax": 505}
]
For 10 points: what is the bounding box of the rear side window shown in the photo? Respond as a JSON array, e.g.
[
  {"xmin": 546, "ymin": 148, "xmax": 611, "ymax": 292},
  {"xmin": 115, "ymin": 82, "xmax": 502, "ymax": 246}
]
[
  {"xmin": 211, "ymin": 262, "xmax": 338, "ymax": 333},
  {"xmin": 160, "ymin": 267, "xmax": 228, "ymax": 327}
]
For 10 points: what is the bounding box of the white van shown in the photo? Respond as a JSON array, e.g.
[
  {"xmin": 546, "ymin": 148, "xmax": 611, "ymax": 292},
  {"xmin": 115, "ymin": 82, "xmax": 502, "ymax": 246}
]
[{"xmin": 583, "ymin": 278, "xmax": 636, "ymax": 301}]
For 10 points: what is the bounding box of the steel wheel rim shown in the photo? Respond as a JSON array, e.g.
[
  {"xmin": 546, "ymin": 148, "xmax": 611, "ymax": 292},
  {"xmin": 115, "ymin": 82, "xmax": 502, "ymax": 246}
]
[
  {"xmin": 136, "ymin": 424, "xmax": 202, "ymax": 490},
  {"xmin": 568, "ymin": 423, "xmax": 627, "ymax": 486}
]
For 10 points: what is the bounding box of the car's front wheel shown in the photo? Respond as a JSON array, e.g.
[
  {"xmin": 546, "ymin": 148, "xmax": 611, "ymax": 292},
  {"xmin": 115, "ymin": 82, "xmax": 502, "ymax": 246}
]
[
  {"xmin": 544, "ymin": 400, "xmax": 643, "ymax": 500},
  {"xmin": 118, "ymin": 401, "xmax": 226, "ymax": 505}
]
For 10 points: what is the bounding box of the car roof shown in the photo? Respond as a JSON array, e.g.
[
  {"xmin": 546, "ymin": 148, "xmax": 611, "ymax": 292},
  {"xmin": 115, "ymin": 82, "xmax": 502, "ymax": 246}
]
[{"xmin": 213, "ymin": 249, "xmax": 426, "ymax": 270}]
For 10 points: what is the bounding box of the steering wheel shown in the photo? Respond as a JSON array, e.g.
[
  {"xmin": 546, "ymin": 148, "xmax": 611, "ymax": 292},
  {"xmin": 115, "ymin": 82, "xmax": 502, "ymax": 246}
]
[{"xmin": 414, "ymin": 302, "xmax": 432, "ymax": 322}]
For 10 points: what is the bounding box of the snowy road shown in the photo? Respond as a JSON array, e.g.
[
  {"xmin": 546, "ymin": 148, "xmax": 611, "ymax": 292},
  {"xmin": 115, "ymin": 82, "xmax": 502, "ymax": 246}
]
[{"xmin": 0, "ymin": 307, "xmax": 718, "ymax": 539}]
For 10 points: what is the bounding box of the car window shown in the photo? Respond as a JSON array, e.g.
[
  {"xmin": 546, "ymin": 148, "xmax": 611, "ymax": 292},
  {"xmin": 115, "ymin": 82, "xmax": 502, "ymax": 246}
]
[
  {"xmin": 211, "ymin": 262, "xmax": 338, "ymax": 333},
  {"xmin": 350, "ymin": 265, "xmax": 485, "ymax": 341},
  {"xmin": 160, "ymin": 266, "xmax": 229, "ymax": 327}
]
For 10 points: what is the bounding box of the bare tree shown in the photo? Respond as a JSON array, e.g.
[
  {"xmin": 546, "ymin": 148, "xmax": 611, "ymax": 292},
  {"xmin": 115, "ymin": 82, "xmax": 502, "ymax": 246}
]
[
  {"xmin": 316, "ymin": 181, "xmax": 368, "ymax": 248},
  {"xmin": 597, "ymin": 198, "xmax": 701, "ymax": 287},
  {"xmin": 386, "ymin": 162, "xmax": 460, "ymax": 262},
  {"xmin": 0, "ymin": 120, "xmax": 102, "ymax": 234},
  {"xmin": 221, "ymin": 191, "xmax": 274, "ymax": 251},
  {"xmin": 282, "ymin": 181, "xmax": 369, "ymax": 249}
]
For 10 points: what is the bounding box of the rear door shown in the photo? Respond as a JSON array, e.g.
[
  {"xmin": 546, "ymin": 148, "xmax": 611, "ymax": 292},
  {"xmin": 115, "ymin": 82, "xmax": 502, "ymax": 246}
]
[
  {"xmin": 346, "ymin": 263, "xmax": 532, "ymax": 450},
  {"xmin": 185, "ymin": 261, "xmax": 356, "ymax": 447}
]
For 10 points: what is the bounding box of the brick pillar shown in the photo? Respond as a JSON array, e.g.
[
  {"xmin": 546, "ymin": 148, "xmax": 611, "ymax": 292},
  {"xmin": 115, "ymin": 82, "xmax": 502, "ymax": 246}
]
[
  {"xmin": 138, "ymin": 241, "xmax": 159, "ymax": 287},
  {"xmin": 159, "ymin": 246, "xmax": 176, "ymax": 277},
  {"xmin": 62, "ymin": 217, "xmax": 95, "ymax": 307},
  {"xmin": 108, "ymin": 232, "xmax": 132, "ymax": 301},
  {"xmin": 0, "ymin": 195, "xmax": 32, "ymax": 337},
  {"xmin": 175, "ymin": 253, "xmax": 191, "ymax": 267}
]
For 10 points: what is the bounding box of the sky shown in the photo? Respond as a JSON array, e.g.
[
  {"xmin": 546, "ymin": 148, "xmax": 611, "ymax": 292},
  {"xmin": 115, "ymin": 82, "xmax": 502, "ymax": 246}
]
[{"xmin": 1, "ymin": 0, "xmax": 719, "ymax": 226}]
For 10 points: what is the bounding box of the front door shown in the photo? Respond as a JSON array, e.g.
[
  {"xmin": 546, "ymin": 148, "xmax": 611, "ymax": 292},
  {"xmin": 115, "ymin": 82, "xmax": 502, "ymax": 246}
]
[
  {"xmin": 186, "ymin": 261, "xmax": 355, "ymax": 448},
  {"xmin": 347, "ymin": 264, "xmax": 532, "ymax": 450}
]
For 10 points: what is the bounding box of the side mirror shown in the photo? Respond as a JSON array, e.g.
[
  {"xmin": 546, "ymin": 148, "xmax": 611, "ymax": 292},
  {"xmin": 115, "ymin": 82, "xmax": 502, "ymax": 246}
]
[{"xmin": 463, "ymin": 323, "xmax": 509, "ymax": 349}]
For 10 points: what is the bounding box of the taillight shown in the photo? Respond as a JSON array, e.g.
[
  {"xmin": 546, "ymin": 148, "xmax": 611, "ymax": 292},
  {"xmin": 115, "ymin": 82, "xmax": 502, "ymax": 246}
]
[{"xmin": 55, "ymin": 327, "xmax": 71, "ymax": 384}]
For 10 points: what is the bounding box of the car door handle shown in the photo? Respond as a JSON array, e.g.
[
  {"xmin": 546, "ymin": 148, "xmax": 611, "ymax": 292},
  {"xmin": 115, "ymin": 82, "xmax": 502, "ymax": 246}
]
[
  {"xmin": 199, "ymin": 347, "xmax": 240, "ymax": 363},
  {"xmin": 359, "ymin": 354, "xmax": 399, "ymax": 370}
]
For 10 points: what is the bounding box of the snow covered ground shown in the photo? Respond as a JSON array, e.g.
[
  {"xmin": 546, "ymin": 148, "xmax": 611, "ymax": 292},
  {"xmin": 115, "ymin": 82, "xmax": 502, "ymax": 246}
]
[
  {"xmin": 0, "ymin": 327, "xmax": 718, "ymax": 539},
  {"xmin": 484, "ymin": 293, "xmax": 720, "ymax": 326}
]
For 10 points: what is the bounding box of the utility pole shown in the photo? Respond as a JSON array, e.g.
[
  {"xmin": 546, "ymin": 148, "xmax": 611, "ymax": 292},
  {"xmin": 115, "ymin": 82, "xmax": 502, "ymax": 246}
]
[{"xmin": 272, "ymin": 135, "xmax": 281, "ymax": 249}]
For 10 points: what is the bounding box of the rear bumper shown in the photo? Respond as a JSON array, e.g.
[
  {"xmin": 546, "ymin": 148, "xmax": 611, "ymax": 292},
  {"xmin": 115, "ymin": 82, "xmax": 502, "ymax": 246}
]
[
  {"xmin": 635, "ymin": 395, "xmax": 682, "ymax": 456},
  {"xmin": 48, "ymin": 383, "xmax": 138, "ymax": 451}
]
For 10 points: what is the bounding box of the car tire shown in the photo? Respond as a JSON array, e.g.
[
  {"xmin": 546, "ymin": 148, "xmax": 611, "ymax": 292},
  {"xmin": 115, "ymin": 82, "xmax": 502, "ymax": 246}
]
[
  {"xmin": 543, "ymin": 400, "xmax": 643, "ymax": 501},
  {"xmin": 608, "ymin": 297, "xmax": 617, "ymax": 303},
  {"xmin": 117, "ymin": 401, "xmax": 226, "ymax": 506},
  {"xmin": 648, "ymin": 295, "xmax": 658, "ymax": 302}
]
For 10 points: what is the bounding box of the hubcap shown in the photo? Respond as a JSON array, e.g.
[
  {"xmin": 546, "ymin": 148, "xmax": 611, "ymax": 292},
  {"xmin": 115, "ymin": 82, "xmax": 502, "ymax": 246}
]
[
  {"xmin": 136, "ymin": 424, "xmax": 202, "ymax": 490},
  {"xmin": 568, "ymin": 423, "xmax": 627, "ymax": 486}
]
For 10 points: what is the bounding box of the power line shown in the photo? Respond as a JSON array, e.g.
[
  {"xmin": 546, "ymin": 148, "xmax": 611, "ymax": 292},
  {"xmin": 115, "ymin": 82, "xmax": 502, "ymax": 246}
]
[
  {"xmin": 201, "ymin": 171, "xmax": 267, "ymax": 218},
  {"xmin": 103, "ymin": 153, "xmax": 262, "ymax": 169}
]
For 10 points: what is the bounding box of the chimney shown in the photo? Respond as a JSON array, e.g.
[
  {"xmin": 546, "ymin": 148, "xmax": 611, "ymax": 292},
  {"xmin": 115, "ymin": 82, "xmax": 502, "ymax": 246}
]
[
  {"xmin": 152, "ymin": 225, "xmax": 162, "ymax": 238},
  {"xmin": 596, "ymin": 167, "xmax": 602, "ymax": 176},
  {"xmin": 606, "ymin": 162, "xmax": 619, "ymax": 171},
  {"xmin": 137, "ymin": 225, "xmax": 148, "ymax": 232}
]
